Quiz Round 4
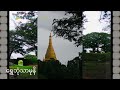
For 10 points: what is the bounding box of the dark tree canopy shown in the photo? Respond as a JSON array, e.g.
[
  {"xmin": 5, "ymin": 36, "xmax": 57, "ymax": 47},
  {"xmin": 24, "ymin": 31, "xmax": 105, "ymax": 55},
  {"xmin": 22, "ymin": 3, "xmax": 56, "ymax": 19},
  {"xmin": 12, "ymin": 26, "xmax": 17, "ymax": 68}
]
[
  {"xmin": 38, "ymin": 60, "xmax": 68, "ymax": 79},
  {"xmin": 9, "ymin": 30, "xmax": 26, "ymax": 57},
  {"xmin": 52, "ymin": 11, "xmax": 87, "ymax": 47},
  {"xmin": 38, "ymin": 59, "xmax": 82, "ymax": 79},
  {"xmin": 82, "ymin": 32, "xmax": 111, "ymax": 53},
  {"xmin": 52, "ymin": 11, "xmax": 111, "ymax": 47},
  {"xmin": 9, "ymin": 11, "xmax": 38, "ymax": 57}
]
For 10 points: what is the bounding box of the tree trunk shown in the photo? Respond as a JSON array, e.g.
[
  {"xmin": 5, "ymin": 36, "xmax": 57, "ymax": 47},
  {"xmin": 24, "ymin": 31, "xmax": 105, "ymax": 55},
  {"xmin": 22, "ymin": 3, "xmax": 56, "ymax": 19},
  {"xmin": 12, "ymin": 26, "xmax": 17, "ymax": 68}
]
[
  {"xmin": 9, "ymin": 50, "xmax": 13, "ymax": 59},
  {"xmin": 35, "ymin": 49, "xmax": 37, "ymax": 56},
  {"xmin": 97, "ymin": 47, "xmax": 99, "ymax": 53},
  {"xmin": 93, "ymin": 48, "xmax": 95, "ymax": 53},
  {"xmin": 34, "ymin": 45, "xmax": 37, "ymax": 56}
]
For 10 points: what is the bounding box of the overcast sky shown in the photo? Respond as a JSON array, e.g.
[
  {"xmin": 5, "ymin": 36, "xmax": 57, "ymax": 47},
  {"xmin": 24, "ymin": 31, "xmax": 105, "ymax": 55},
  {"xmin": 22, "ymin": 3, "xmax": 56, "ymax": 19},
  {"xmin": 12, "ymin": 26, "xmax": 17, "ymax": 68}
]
[
  {"xmin": 37, "ymin": 11, "xmax": 110, "ymax": 65},
  {"xmin": 10, "ymin": 11, "xmax": 110, "ymax": 65},
  {"xmin": 38, "ymin": 11, "xmax": 83, "ymax": 65}
]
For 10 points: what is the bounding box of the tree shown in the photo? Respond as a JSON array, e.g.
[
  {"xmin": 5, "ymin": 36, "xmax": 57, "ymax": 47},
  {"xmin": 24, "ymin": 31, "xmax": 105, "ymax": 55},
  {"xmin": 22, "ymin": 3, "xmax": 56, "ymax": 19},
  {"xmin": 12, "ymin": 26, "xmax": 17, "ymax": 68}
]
[
  {"xmin": 99, "ymin": 11, "xmax": 111, "ymax": 31},
  {"xmin": 51, "ymin": 11, "xmax": 111, "ymax": 79},
  {"xmin": 52, "ymin": 11, "xmax": 86, "ymax": 47},
  {"xmin": 67, "ymin": 56, "xmax": 82, "ymax": 79},
  {"xmin": 17, "ymin": 11, "xmax": 37, "ymax": 55},
  {"xmin": 52, "ymin": 11, "xmax": 111, "ymax": 47},
  {"xmin": 9, "ymin": 30, "xmax": 26, "ymax": 57},
  {"xmin": 82, "ymin": 32, "xmax": 111, "ymax": 53},
  {"xmin": 9, "ymin": 11, "xmax": 38, "ymax": 57},
  {"xmin": 24, "ymin": 54, "xmax": 37, "ymax": 65},
  {"xmin": 38, "ymin": 60, "xmax": 68, "ymax": 79}
]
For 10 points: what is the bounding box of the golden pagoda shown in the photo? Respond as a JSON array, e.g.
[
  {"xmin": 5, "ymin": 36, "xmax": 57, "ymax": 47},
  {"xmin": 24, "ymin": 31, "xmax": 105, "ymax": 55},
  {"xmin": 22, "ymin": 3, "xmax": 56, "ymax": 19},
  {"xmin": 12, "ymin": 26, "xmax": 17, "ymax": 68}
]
[{"xmin": 44, "ymin": 33, "xmax": 57, "ymax": 61}]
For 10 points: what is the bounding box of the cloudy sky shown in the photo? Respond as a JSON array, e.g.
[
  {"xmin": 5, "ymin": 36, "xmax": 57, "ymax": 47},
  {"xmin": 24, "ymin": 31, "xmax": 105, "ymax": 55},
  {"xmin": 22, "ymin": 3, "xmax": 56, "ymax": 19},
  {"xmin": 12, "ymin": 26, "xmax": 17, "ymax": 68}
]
[
  {"xmin": 37, "ymin": 11, "xmax": 110, "ymax": 65},
  {"xmin": 10, "ymin": 11, "xmax": 110, "ymax": 65},
  {"xmin": 38, "ymin": 11, "xmax": 83, "ymax": 65}
]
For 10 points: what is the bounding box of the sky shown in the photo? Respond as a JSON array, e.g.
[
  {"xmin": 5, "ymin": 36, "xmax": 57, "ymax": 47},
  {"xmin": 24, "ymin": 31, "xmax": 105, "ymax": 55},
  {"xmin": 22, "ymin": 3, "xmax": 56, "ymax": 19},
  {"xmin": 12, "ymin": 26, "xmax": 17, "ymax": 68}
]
[
  {"xmin": 10, "ymin": 11, "xmax": 111, "ymax": 64},
  {"xmin": 37, "ymin": 11, "xmax": 110, "ymax": 65},
  {"xmin": 83, "ymin": 11, "xmax": 110, "ymax": 34},
  {"xmin": 10, "ymin": 11, "xmax": 17, "ymax": 30},
  {"xmin": 38, "ymin": 11, "xmax": 83, "ymax": 65}
]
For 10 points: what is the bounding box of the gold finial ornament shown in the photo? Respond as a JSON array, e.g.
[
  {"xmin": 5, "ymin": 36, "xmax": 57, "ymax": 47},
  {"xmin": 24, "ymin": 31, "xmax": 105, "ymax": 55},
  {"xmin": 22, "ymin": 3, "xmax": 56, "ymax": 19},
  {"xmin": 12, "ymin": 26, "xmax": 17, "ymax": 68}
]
[
  {"xmin": 43, "ymin": 57, "xmax": 45, "ymax": 61},
  {"xmin": 44, "ymin": 33, "xmax": 57, "ymax": 61}
]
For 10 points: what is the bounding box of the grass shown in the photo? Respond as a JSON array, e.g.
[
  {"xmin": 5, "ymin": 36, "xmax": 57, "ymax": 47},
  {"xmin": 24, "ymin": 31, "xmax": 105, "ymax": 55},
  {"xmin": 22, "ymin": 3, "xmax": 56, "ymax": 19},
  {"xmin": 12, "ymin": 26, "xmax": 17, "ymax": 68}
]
[
  {"xmin": 9, "ymin": 61, "xmax": 111, "ymax": 79},
  {"xmin": 9, "ymin": 65, "xmax": 33, "ymax": 69},
  {"xmin": 9, "ymin": 64, "xmax": 38, "ymax": 79}
]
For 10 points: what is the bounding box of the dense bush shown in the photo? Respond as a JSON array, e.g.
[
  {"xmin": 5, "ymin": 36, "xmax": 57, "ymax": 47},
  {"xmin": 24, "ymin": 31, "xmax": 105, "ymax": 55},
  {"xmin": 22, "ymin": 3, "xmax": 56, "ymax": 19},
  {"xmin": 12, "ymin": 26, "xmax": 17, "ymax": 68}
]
[
  {"xmin": 67, "ymin": 59, "xmax": 82, "ymax": 79},
  {"xmin": 24, "ymin": 55, "xmax": 37, "ymax": 65},
  {"xmin": 82, "ymin": 52, "xmax": 111, "ymax": 62},
  {"xmin": 38, "ymin": 53, "xmax": 111, "ymax": 79},
  {"xmin": 38, "ymin": 60, "xmax": 69, "ymax": 79}
]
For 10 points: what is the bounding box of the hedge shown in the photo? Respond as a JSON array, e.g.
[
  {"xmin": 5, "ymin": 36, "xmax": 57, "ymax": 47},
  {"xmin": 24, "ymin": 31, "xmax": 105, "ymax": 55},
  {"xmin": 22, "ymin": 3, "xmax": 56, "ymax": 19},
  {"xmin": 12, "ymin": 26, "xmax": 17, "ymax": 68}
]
[
  {"xmin": 10, "ymin": 55, "xmax": 38, "ymax": 66},
  {"xmin": 82, "ymin": 52, "xmax": 111, "ymax": 62},
  {"xmin": 24, "ymin": 55, "xmax": 38, "ymax": 65}
]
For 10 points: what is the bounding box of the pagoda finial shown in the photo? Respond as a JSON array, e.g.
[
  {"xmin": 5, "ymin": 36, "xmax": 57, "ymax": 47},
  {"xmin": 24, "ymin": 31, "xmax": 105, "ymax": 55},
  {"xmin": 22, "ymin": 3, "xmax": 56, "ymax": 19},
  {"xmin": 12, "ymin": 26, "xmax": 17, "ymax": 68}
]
[
  {"xmin": 43, "ymin": 57, "xmax": 45, "ymax": 61},
  {"xmin": 44, "ymin": 32, "xmax": 57, "ymax": 61},
  {"xmin": 50, "ymin": 32, "xmax": 52, "ymax": 37}
]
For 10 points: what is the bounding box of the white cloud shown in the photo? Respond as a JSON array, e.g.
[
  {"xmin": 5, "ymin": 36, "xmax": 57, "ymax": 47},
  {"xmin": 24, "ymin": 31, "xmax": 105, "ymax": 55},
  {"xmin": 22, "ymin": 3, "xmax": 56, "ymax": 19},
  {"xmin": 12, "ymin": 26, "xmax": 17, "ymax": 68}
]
[{"xmin": 83, "ymin": 11, "xmax": 110, "ymax": 35}]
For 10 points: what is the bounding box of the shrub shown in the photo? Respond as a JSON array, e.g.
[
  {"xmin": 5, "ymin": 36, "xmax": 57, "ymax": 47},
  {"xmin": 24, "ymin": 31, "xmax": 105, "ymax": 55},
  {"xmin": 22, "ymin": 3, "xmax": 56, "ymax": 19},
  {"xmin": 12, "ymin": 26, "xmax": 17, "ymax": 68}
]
[
  {"xmin": 24, "ymin": 55, "xmax": 37, "ymax": 65},
  {"xmin": 82, "ymin": 53, "xmax": 111, "ymax": 62}
]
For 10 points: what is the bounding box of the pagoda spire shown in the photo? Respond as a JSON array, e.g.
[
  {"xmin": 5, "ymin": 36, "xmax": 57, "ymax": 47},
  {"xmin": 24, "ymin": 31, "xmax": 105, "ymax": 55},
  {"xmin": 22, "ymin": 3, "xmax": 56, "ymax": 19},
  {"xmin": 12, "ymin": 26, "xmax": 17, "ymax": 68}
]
[
  {"xmin": 43, "ymin": 57, "xmax": 45, "ymax": 61},
  {"xmin": 44, "ymin": 33, "xmax": 57, "ymax": 61}
]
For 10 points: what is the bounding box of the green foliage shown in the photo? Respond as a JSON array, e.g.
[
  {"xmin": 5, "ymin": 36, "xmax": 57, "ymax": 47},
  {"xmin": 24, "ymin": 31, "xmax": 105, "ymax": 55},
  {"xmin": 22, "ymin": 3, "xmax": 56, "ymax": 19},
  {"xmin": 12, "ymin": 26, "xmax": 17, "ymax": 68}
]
[
  {"xmin": 38, "ymin": 60, "xmax": 69, "ymax": 79},
  {"xmin": 38, "ymin": 58, "xmax": 82, "ymax": 79},
  {"xmin": 67, "ymin": 58, "xmax": 82, "ymax": 79},
  {"xmin": 52, "ymin": 11, "xmax": 87, "ymax": 47},
  {"xmin": 82, "ymin": 32, "xmax": 111, "ymax": 53},
  {"xmin": 9, "ymin": 30, "xmax": 26, "ymax": 57},
  {"xmin": 9, "ymin": 65, "xmax": 33, "ymax": 69},
  {"xmin": 38, "ymin": 52, "xmax": 111, "ymax": 79},
  {"xmin": 52, "ymin": 11, "xmax": 111, "ymax": 47},
  {"xmin": 24, "ymin": 54, "xmax": 37, "ymax": 65},
  {"xmin": 9, "ymin": 11, "xmax": 37, "ymax": 57},
  {"xmin": 82, "ymin": 53, "xmax": 111, "ymax": 62},
  {"xmin": 16, "ymin": 17, "xmax": 37, "ymax": 55}
]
